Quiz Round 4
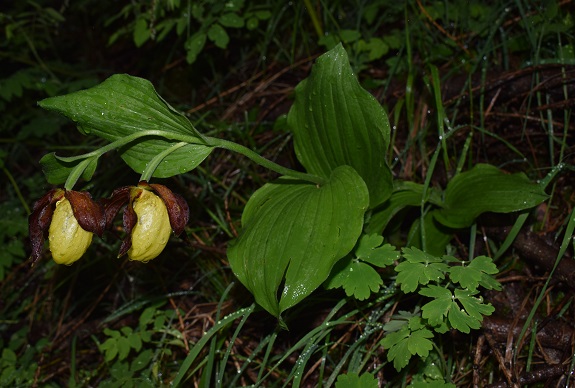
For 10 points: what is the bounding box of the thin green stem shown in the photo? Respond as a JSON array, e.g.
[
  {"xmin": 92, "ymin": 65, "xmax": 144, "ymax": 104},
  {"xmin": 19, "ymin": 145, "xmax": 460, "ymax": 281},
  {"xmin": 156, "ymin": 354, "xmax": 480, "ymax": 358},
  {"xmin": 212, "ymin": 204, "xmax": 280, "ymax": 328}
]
[
  {"xmin": 2, "ymin": 166, "xmax": 31, "ymax": 214},
  {"xmin": 139, "ymin": 142, "xmax": 188, "ymax": 182},
  {"xmin": 206, "ymin": 137, "xmax": 326, "ymax": 185},
  {"xmin": 64, "ymin": 157, "xmax": 95, "ymax": 191},
  {"xmin": 57, "ymin": 130, "xmax": 325, "ymax": 186},
  {"xmin": 429, "ymin": 65, "xmax": 450, "ymax": 172},
  {"xmin": 303, "ymin": 0, "xmax": 323, "ymax": 39},
  {"xmin": 54, "ymin": 130, "xmax": 199, "ymax": 162}
]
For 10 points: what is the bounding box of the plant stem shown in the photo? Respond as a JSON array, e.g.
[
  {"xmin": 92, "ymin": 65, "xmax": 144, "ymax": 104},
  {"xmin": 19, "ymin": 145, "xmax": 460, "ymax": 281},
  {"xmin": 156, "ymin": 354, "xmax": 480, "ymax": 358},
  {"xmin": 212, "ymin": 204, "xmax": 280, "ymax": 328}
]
[
  {"xmin": 139, "ymin": 142, "xmax": 188, "ymax": 182},
  {"xmin": 303, "ymin": 0, "xmax": 324, "ymax": 39},
  {"xmin": 2, "ymin": 165, "xmax": 31, "ymax": 214},
  {"xmin": 64, "ymin": 157, "xmax": 94, "ymax": 191},
  {"xmin": 206, "ymin": 137, "xmax": 326, "ymax": 185},
  {"xmin": 57, "ymin": 130, "xmax": 326, "ymax": 186}
]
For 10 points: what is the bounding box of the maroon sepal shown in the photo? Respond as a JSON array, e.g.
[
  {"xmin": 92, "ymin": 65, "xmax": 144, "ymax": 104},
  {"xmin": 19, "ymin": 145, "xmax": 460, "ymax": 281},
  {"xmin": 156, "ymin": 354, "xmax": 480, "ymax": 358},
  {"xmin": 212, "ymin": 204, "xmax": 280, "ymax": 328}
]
[
  {"xmin": 28, "ymin": 189, "xmax": 62, "ymax": 264},
  {"xmin": 101, "ymin": 186, "xmax": 131, "ymax": 229},
  {"xmin": 65, "ymin": 191, "xmax": 106, "ymax": 237},
  {"xmin": 150, "ymin": 183, "xmax": 190, "ymax": 236},
  {"xmin": 117, "ymin": 188, "xmax": 140, "ymax": 258}
]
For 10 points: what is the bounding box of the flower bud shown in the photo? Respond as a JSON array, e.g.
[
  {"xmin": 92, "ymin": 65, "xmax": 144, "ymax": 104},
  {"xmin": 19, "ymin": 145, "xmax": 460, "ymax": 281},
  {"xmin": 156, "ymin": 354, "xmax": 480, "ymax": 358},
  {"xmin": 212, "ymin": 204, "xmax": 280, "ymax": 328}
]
[
  {"xmin": 127, "ymin": 188, "xmax": 172, "ymax": 262},
  {"xmin": 49, "ymin": 197, "xmax": 93, "ymax": 265}
]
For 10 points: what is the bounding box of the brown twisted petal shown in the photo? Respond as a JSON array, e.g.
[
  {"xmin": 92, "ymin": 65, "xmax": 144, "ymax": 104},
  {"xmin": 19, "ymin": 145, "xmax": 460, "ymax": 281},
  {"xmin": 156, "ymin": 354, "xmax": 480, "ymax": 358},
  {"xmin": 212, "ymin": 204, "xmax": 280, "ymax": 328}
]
[
  {"xmin": 117, "ymin": 187, "xmax": 140, "ymax": 258},
  {"xmin": 28, "ymin": 188, "xmax": 62, "ymax": 264},
  {"xmin": 100, "ymin": 186, "xmax": 131, "ymax": 229},
  {"xmin": 65, "ymin": 191, "xmax": 105, "ymax": 237},
  {"xmin": 150, "ymin": 183, "xmax": 190, "ymax": 236}
]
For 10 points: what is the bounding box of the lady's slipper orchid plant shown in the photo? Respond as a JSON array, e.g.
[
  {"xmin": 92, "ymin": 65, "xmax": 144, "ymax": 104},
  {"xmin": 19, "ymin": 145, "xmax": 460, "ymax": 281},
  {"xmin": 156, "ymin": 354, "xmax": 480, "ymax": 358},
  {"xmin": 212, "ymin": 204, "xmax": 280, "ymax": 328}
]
[
  {"xmin": 29, "ymin": 189, "xmax": 105, "ymax": 265},
  {"xmin": 102, "ymin": 181, "xmax": 189, "ymax": 262}
]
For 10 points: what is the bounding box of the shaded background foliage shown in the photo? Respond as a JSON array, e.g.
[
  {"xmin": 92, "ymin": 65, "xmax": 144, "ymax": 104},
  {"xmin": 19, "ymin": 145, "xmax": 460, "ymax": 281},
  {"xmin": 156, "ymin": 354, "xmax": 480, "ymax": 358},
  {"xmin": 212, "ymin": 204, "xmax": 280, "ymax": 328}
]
[{"xmin": 1, "ymin": 0, "xmax": 574, "ymax": 386}]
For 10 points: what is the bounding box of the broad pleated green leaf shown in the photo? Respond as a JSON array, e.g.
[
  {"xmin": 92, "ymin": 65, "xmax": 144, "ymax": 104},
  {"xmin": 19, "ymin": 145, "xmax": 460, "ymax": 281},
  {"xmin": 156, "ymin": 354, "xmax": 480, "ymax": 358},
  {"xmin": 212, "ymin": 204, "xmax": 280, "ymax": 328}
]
[
  {"xmin": 435, "ymin": 164, "xmax": 548, "ymax": 228},
  {"xmin": 228, "ymin": 165, "xmax": 369, "ymax": 317},
  {"xmin": 38, "ymin": 74, "xmax": 213, "ymax": 180},
  {"xmin": 287, "ymin": 44, "xmax": 392, "ymax": 208}
]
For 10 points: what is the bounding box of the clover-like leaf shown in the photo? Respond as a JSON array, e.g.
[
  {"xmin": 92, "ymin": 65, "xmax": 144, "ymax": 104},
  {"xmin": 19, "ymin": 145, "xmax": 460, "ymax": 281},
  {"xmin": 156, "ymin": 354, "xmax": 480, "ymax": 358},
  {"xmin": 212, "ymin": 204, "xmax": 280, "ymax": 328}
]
[
  {"xmin": 325, "ymin": 233, "xmax": 397, "ymax": 300},
  {"xmin": 395, "ymin": 247, "xmax": 449, "ymax": 293},
  {"xmin": 335, "ymin": 372, "xmax": 379, "ymax": 388},
  {"xmin": 381, "ymin": 326, "xmax": 411, "ymax": 370},
  {"xmin": 382, "ymin": 309, "xmax": 420, "ymax": 332},
  {"xmin": 288, "ymin": 44, "xmax": 392, "ymax": 208},
  {"xmin": 480, "ymin": 273, "xmax": 503, "ymax": 291},
  {"xmin": 208, "ymin": 23, "xmax": 229, "ymax": 48},
  {"xmin": 407, "ymin": 328, "xmax": 434, "ymax": 358},
  {"xmin": 381, "ymin": 317, "xmax": 436, "ymax": 372},
  {"xmin": 447, "ymin": 306, "xmax": 480, "ymax": 334},
  {"xmin": 449, "ymin": 256, "xmax": 501, "ymax": 291},
  {"xmin": 38, "ymin": 74, "xmax": 213, "ymax": 183},
  {"xmin": 420, "ymin": 286, "xmax": 494, "ymax": 333},
  {"xmin": 324, "ymin": 257, "xmax": 383, "ymax": 300},
  {"xmin": 419, "ymin": 286, "xmax": 453, "ymax": 327},
  {"xmin": 355, "ymin": 233, "xmax": 399, "ymax": 267},
  {"xmin": 455, "ymin": 288, "xmax": 495, "ymax": 321},
  {"xmin": 228, "ymin": 166, "xmax": 369, "ymax": 317}
]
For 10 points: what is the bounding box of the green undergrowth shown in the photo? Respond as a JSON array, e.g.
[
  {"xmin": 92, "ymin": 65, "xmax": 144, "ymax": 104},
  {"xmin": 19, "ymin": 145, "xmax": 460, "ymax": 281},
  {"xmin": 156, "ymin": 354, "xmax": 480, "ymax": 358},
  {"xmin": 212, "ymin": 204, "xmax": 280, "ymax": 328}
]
[{"xmin": 1, "ymin": 0, "xmax": 574, "ymax": 387}]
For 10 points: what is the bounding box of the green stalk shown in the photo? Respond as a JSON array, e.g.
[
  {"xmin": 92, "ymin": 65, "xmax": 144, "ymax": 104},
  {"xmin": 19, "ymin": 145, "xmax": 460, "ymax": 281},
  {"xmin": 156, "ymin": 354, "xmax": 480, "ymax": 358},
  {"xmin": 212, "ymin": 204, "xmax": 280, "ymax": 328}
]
[
  {"xmin": 207, "ymin": 137, "xmax": 326, "ymax": 185},
  {"xmin": 64, "ymin": 157, "xmax": 96, "ymax": 191},
  {"xmin": 2, "ymin": 165, "xmax": 31, "ymax": 214},
  {"xmin": 54, "ymin": 130, "xmax": 197, "ymax": 162},
  {"xmin": 139, "ymin": 142, "xmax": 188, "ymax": 182},
  {"xmin": 57, "ymin": 130, "xmax": 326, "ymax": 187},
  {"xmin": 303, "ymin": 0, "xmax": 323, "ymax": 39}
]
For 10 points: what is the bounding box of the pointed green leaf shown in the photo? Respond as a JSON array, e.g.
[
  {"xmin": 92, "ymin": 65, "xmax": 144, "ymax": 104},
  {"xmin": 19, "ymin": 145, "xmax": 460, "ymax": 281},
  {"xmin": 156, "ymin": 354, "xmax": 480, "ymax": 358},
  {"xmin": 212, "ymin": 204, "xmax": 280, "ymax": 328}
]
[
  {"xmin": 38, "ymin": 74, "xmax": 213, "ymax": 179},
  {"xmin": 435, "ymin": 164, "xmax": 548, "ymax": 228},
  {"xmin": 287, "ymin": 44, "xmax": 392, "ymax": 208},
  {"xmin": 228, "ymin": 165, "xmax": 369, "ymax": 316}
]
